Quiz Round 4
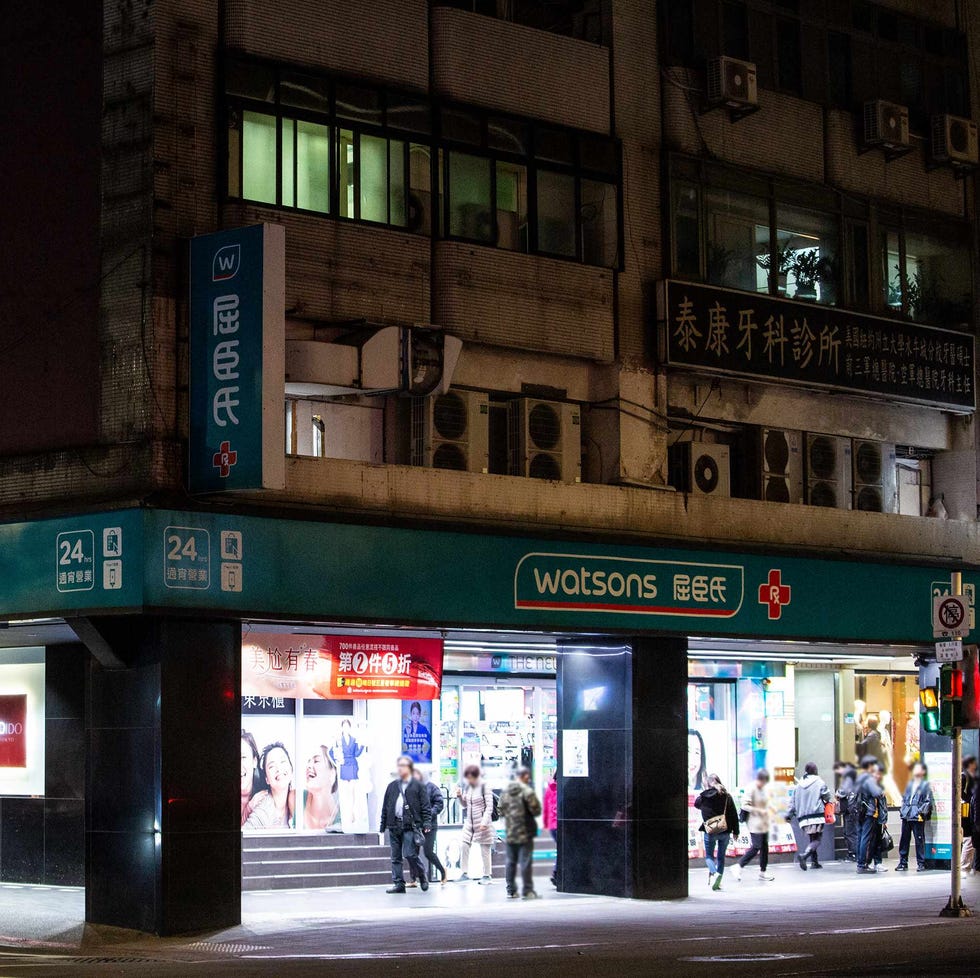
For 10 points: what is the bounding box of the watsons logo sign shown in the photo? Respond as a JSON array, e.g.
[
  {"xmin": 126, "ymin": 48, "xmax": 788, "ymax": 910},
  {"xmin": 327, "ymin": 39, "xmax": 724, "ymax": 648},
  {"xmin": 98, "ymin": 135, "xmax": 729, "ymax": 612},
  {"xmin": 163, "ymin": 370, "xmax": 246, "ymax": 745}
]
[{"xmin": 514, "ymin": 553, "xmax": 744, "ymax": 618}]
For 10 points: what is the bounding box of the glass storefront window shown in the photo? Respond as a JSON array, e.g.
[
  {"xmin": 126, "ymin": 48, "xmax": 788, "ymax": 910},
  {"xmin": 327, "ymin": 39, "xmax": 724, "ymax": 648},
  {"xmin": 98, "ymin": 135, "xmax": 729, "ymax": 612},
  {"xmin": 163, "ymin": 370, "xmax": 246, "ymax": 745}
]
[
  {"xmin": 704, "ymin": 188, "xmax": 770, "ymax": 293},
  {"xmin": 775, "ymin": 206, "xmax": 839, "ymax": 305}
]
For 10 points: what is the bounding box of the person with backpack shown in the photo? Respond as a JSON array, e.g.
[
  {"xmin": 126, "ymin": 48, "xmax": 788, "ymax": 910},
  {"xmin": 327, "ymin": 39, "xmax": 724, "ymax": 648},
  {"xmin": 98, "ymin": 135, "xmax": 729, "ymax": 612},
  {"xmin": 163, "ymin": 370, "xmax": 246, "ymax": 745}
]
[
  {"xmin": 456, "ymin": 764, "xmax": 496, "ymax": 883},
  {"xmin": 498, "ymin": 766, "xmax": 543, "ymax": 900},
  {"xmin": 408, "ymin": 767, "xmax": 447, "ymax": 886},
  {"xmin": 733, "ymin": 768, "xmax": 774, "ymax": 883},
  {"xmin": 694, "ymin": 773, "xmax": 740, "ymax": 891},
  {"xmin": 896, "ymin": 761, "xmax": 934, "ymax": 872},
  {"xmin": 834, "ymin": 760, "xmax": 858, "ymax": 861},
  {"xmin": 855, "ymin": 757, "xmax": 888, "ymax": 874},
  {"xmin": 787, "ymin": 762, "xmax": 832, "ymax": 871}
]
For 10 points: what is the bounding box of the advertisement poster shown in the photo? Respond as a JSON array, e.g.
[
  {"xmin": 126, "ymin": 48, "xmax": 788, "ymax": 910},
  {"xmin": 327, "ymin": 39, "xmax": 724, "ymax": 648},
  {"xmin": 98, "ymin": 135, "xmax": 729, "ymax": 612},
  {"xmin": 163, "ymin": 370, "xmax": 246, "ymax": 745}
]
[
  {"xmin": 687, "ymin": 781, "xmax": 797, "ymax": 860},
  {"xmin": 401, "ymin": 700, "xmax": 433, "ymax": 763},
  {"xmin": 0, "ymin": 695, "xmax": 27, "ymax": 768},
  {"xmin": 242, "ymin": 633, "xmax": 444, "ymax": 701},
  {"xmin": 0, "ymin": 660, "xmax": 44, "ymax": 796},
  {"xmin": 924, "ymin": 750, "xmax": 952, "ymax": 859},
  {"xmin": 240, "ymin": 713, "xmax": 298, "ymax": 830},
  {"xmin": 562, "ymin": 729, "xmax": 589, "ymax": 777}
]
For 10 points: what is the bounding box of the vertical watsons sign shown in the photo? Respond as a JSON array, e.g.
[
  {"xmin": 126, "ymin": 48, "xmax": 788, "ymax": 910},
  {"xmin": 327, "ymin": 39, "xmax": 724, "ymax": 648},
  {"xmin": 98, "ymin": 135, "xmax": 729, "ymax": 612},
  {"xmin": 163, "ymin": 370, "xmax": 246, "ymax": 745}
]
[
  {"xmin": 515, "ymin": 553, "xmax": 744, "ymax": 618},
  {"xmin": 189, "ymin": 224, "xmax": 285, "ymax": 493}
]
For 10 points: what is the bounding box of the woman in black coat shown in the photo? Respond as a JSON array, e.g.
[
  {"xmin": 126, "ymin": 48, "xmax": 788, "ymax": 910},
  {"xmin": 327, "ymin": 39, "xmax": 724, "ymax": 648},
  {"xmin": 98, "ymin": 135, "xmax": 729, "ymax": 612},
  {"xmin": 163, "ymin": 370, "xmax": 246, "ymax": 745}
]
[{"xmin": 694, "ymin": 773, "xmax": 740, "ymax": 891}]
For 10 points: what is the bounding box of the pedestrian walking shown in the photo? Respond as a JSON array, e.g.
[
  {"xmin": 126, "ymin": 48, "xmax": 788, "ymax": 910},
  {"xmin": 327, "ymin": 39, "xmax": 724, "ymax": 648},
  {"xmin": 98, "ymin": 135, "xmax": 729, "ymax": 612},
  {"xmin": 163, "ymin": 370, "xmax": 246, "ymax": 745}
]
[
  {"xmin": 896, "ymin": 761, "xmax": 934, "ymax": 872},
  {"xmin": 543, "ymin": 771, "xmax": 559, "ymax": 887},
  {"xmin": 961, "ymin": 756, "xmax": 979, "ymax": 875},
  {"xmin": 379, "ymin": 755, "xmax": 432, "ymax": 894},
  {"xmin": 787, "ymin": 762, "xmax": 832, "ymax": 871},
  {"xmin": 733, "ymin": 769, "xmax": 774, "ymax": 882},
  {"xmin": 409, "ymin": 768, "xmax": 447, "ymax": 886},
  {"xmin": 498, "ymin": 766, "xmax": 543, "ymax": 900},
  {"xmin": 694, "ymin": 773, "xmax": 739, "ymax": 891},
  {"xmin": 855, "ymin": 758, "xmax": 888, "ymax": 874},
  {"xmin": 456, "ymin": 764, "xmax": 496, "ymax": 883},
  {"xmin": 834, "ymin": 760, "xmax": 859, "ymax": 861}
]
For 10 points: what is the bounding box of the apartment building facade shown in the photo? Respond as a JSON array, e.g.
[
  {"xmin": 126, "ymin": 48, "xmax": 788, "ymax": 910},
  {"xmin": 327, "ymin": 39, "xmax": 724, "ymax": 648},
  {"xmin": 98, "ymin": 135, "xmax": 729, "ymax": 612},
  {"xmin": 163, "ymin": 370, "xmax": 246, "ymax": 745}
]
[{"xmin": 0, "ymin": 0, "xmax": 978, "ymax": 934}]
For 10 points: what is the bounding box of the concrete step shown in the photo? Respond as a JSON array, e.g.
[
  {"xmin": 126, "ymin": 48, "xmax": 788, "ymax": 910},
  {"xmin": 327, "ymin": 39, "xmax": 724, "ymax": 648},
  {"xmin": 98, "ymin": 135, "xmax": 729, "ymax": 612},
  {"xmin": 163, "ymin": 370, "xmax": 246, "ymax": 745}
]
[
  {"xmin": 243, "ymin": 845, "xmax": 390, "ymax": 862},
  {"xmin": 243, "ymin": 869, "xmax": 393, "ymax": 891},
  {"xmin": 242, "ymin": 832, "xmax": 380, "ymax": 851}
]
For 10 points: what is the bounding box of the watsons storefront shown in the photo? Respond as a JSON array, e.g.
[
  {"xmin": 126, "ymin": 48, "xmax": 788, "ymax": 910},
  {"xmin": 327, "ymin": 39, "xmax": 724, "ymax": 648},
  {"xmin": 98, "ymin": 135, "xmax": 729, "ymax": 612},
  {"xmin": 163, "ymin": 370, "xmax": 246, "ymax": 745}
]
[{"xmin": 0, "ymin": 506, "xmax": 974, "ymax": 934}]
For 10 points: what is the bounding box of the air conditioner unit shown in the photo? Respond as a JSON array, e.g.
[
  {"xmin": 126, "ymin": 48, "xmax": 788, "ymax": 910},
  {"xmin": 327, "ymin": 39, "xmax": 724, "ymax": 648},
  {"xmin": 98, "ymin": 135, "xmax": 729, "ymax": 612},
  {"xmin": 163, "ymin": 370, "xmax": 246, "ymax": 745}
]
[
  {"xmin": 508, "ymin": 399, "xmax": 581, "ymax": 483},
  {"xmin": 852, "ymin": 440, "xmax": 897, "ymax": 513},
  {"xmin": 411, "ymin": 390, "xmax": 489, "ymax": 473},
  {"xmin": 668, "ymin": 442, "xmax": 731, "ymax": 497},
  {"xmin": 706, "ymin": 56, "xmax": 758, "ymax": 111},
  {"xmin": 863, "ymin": 100, "xmax": 910, "ymax": 152},
  {"xmin": 805, "ymin": 433, "xmax": 852, "ymax": 509},
  {"xmin": 931, "ymin": 114, "xmax": 979, "ymax": 167},
  {"xmin": 759, "ymin": 428, "xmax": 803, "ymax": 505}
]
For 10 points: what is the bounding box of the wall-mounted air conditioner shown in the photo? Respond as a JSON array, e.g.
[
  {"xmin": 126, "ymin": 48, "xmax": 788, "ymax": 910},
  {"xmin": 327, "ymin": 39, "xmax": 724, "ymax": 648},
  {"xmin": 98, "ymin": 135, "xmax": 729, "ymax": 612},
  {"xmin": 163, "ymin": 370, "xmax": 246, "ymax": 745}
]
[
  {"xmin": 508, "ymin": 399, "xmax": 581, "ymax": 483},
  {"xmin": 852, "ymin": 439, "xmax": 897, "ymax": 513},
  {"xmin": 668, "ymin": 442, "xmax": 732, "ymax": 497},
  {"xmin": 931, "ymin": 114, "xmax": 979, "ymax": 169},
  {"xmin": 863, "ymin": 100, "xmax": 910, "ymax": 157},
  {"xmin": 411, "ymin": 390, "xmax": 489, "ymax": 473},
  {"xmin": 805, "ymin": 433, "xmax": 852, "ymax": 509},
  {"xmin": 759, "ymin": 428, "xmax": 803, "ymax": 504},
  {"xmin": 706, "ymin": 56, "xmax": 758, "ymax": 116}
]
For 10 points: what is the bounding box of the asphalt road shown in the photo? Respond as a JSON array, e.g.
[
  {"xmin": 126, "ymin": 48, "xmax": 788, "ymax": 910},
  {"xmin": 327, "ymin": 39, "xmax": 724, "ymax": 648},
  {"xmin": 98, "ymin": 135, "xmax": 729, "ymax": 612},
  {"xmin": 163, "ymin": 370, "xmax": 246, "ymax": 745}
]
[{"xmin": 1, "ymin": 864, "xmax": 979, "ymax": 977}]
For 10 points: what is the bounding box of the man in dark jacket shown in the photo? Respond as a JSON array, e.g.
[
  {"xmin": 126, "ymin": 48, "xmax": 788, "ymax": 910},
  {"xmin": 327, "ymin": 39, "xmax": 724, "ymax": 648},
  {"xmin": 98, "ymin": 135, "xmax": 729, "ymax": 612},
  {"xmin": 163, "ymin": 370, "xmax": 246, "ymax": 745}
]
[
  {"xmin": 834, "ymin": 760, "xmax": 858, "ymax": 861},
  {"xmin": 380, "ymin": 755, "xmax": 432, "ymax": 893},
  {"xmin": 855, "ymin": 757, "xmax": 887, "ymax": 874},
  {"xmin": 897, "ymin": 761, "xmax": 934, "ymax": 872},
  {"xmin": 498, "ymin": 766, "xmax": 543, "ymax": 900}
]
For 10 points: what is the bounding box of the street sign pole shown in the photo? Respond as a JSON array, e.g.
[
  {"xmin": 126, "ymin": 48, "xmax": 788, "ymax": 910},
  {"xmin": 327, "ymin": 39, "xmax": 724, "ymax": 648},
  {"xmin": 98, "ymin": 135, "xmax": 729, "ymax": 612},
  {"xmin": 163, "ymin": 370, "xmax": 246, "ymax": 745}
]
[{"xmin": 940, "ymin": 571, "xmax": 972, "ymax": 918}]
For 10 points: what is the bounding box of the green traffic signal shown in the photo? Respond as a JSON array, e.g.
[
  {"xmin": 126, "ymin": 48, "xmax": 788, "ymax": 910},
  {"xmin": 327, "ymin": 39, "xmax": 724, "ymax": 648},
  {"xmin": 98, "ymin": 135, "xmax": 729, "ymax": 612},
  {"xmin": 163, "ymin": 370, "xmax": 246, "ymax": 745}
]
[{"xmin": 920, "ymin": 685, "xmax": 941, "ymax": 733}]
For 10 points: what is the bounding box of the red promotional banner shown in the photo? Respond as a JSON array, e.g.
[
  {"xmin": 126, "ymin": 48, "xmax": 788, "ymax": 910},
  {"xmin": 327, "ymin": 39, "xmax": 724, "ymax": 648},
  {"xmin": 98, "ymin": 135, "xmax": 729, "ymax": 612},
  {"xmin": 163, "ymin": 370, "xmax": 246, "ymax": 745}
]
[
  {"xmin": 242, "ymin": 633, "xmax": 444, "ymax": 701},
  {"xmin": 0, "ymin": 695, "xmax": 27, "ymax": 768}
]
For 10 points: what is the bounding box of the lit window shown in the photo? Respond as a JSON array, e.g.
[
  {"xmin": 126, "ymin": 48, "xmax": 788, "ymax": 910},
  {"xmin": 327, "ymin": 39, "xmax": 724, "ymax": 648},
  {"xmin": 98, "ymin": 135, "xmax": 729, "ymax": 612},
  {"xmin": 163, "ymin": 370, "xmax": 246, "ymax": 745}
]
[
  {"xmin": 242, "ymin": 111, "xmax": 277, "ymax": 204},
  {"xmin": 448, "ymin": 152, "xmax": 493, "ymax": 242}
]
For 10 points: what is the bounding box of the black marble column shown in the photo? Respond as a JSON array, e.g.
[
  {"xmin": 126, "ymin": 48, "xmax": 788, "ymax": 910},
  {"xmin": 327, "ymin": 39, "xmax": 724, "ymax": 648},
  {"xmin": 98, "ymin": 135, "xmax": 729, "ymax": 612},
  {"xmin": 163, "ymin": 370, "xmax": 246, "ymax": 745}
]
[
  {"xmin": 556, "ymin": 636, "xmax": 688, "ymax": 900},
  {"xmin": 86, "ymin": 618, "xmax": 241, "ymax": 935}
]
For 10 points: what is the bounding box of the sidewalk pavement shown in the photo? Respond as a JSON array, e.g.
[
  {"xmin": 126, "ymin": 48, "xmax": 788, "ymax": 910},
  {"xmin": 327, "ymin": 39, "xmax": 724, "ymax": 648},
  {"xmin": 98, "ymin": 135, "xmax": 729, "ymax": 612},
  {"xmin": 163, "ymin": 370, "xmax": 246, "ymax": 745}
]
[{"xmin": 0, "ymin": 862, "xmax": 977, "ymax": 976}]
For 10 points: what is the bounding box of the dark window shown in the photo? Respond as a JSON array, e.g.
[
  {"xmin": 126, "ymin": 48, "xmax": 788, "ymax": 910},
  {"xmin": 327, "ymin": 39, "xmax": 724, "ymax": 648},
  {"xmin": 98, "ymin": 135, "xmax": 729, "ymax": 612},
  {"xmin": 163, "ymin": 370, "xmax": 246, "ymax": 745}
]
[
  {"xmin": 722, "ymin": 1, "xmax": 750, "ymax": 61},
  {"xmin": 775, "ymin": 19, "xmax": 802, "ymax": 94},
  {"xmin": 663, "ymin": 0, "xmax": 695, "ymax": 65},
  {"xmin": 827, "ymin": 31, "xmax": 852, "ymax": 107},
  {"xmin": 845, "ymin": 221, "xmax": 870, "ymax": 309},
  {"xmin": 852, "ymin": 2, "xmax": 875, "ymax": 34}
]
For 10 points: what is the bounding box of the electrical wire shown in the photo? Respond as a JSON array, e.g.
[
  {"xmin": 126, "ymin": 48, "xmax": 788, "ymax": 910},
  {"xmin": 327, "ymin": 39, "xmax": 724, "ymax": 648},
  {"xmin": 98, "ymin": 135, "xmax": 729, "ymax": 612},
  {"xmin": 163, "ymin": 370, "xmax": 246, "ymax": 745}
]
[{"xmin": 667, "ymin": 379, "xmax": 721, "ymax": 447}]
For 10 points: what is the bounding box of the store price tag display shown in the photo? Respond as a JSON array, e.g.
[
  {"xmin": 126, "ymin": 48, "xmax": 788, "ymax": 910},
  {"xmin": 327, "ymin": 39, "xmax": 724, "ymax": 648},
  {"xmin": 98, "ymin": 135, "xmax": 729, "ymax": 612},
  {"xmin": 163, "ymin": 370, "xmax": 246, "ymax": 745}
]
[{"xmin": 936, "ymin": 640, "xmax": 964, "ymax": 663}]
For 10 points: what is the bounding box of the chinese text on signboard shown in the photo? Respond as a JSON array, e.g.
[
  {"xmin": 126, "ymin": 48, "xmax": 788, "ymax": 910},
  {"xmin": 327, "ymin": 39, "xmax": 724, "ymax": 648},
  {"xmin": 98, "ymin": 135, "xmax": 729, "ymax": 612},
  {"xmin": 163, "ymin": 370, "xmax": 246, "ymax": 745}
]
[{"xmin": 659, "ymin": 280, "xmax": 975, "ymax": 412}]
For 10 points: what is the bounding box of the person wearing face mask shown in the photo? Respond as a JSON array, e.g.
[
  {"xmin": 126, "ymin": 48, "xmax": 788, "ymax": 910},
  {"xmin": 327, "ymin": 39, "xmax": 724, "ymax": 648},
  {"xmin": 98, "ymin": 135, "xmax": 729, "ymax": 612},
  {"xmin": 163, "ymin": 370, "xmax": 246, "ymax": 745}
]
[
  {"xmin": 380, "ymin": 755, "xmax": 432, "ymax": 894},
  {"xmin": 244, "ymin": 742, "xmax": 296, "ymax": 829},
  {"xmin": 896, "ymin": 761, "xmax": 934, "ymax": 872}
]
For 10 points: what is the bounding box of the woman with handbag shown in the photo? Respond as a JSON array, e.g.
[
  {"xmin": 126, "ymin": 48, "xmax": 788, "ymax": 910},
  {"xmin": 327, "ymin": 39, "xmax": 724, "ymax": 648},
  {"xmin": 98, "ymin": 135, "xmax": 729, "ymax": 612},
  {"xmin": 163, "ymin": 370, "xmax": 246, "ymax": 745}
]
[
  {"xmin": 787, "ymin": 762, "xmax": 832, "ymax": 871},
  {"xmin": 694, "ymin": 773, "xmax": 740, "ymax": 891}
]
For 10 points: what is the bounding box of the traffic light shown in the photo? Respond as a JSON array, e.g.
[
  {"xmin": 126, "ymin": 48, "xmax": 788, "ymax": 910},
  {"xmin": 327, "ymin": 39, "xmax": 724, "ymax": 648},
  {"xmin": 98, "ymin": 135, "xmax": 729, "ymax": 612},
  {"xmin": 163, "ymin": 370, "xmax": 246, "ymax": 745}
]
[
  {"xmin": 962, "ymin": 645, "xmax": 980, "ymax": 730},
  {"xmin": 920, "ymin": 683, "xmax": 942, "ymax": 733},
  {"xmin": 940, "ymin": 663, "xmax": 964, "ymax": 735}
]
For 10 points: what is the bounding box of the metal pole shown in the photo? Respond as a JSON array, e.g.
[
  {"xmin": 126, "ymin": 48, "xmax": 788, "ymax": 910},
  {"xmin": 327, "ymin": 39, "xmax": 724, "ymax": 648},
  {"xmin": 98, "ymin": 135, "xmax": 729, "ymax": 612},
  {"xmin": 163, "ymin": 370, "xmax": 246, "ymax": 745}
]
[{"xmin": 940, "ymin": 571, "xmax": 971, "ymax": 917}]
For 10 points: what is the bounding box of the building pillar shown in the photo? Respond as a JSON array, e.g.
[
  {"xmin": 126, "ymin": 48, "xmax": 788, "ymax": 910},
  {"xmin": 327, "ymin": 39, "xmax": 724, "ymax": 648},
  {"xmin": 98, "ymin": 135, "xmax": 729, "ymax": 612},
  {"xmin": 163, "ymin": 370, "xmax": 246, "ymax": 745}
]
[
  {"xmin": 556, "ymin": 636, "xmax": 688, "ymax": 899},
  {"xmin": 86, "ymin": 617, "xmax": 241, "ymax": 935}
]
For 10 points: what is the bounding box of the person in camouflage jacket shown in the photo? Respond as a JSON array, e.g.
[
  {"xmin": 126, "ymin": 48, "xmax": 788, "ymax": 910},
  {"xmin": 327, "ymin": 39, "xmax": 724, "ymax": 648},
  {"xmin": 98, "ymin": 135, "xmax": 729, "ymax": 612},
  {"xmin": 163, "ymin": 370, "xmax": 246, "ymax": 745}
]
[{"xmin": 498, "ymin": 767, "xmax": 543, "ymax": 899}]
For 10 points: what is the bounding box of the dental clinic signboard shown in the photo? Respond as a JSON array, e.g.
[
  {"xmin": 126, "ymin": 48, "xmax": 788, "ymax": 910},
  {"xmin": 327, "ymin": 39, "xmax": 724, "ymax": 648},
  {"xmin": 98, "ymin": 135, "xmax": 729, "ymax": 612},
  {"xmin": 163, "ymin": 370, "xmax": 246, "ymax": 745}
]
[{"xmin": 188, "ymin": 224, "xmax": 286, "ymax": 493}]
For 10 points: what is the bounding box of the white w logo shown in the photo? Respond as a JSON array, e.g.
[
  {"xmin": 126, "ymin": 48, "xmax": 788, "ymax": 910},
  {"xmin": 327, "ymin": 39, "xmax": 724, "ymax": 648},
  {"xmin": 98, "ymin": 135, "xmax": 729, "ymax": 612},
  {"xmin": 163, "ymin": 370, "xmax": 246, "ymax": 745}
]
[{"xmin": 212, "ymin": 244, "xmax": 241, "ymax": 281}]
